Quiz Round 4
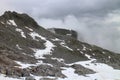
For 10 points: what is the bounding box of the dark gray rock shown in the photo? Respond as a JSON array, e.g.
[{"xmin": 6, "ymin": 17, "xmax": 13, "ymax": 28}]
[
  {"xmin": 71, "ymin": 64, "xmax": 95, "ymax": 75},
  {"xmin": 30, "ymin": 65, "xmax": 65, "ymax": 78},
  {"xmin": 41, "ymin": 58, "xmax": 67, "ymax": 67},
  {"xmin": 25, "ymin": 76, "xmax": 36, "ymax": 80},
  {"xmin": 48, "ymin": 28, "xmax": 78, "ymax": 39}
]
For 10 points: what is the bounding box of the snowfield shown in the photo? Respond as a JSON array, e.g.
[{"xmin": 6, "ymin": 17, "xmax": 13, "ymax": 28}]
[{"xmin": 66, "ymin": 59, "xmax": 120, "ymax": 80}]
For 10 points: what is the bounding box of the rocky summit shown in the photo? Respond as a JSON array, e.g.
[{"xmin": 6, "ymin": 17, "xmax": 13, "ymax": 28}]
[
  {"xmin": 0, "ymin": 11, "xmax": 120, "ymax": 80},
  {"xmin": 48, "ymin": 28, "xmax": 78, "ymax": 39}
]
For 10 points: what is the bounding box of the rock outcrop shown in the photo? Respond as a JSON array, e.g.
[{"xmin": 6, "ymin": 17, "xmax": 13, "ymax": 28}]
[{"xmin": 48, "ymin": 28, "xmax": 78, "ymax": 39}]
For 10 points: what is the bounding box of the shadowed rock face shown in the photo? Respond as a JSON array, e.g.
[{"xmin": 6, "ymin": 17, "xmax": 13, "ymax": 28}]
[
  {"xmin": 0, "ymin": 11, "xmax": 120, "ymax": 80},
  {"xmin": 0, "ymin": 11, "xmax": 39, "ymax": 28},
  {"xmin": 48, "ymin": 28, "xmax": 78, "ymax": 39},
  {"xmin": 71, "ymin": 64, "xmax": 95, "ymax": 75}
]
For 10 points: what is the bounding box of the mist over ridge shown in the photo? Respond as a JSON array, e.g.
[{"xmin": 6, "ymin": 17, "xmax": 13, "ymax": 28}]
[{"xmin": 38, "ymin": 11, "xmax": 120, "ymax": 53}]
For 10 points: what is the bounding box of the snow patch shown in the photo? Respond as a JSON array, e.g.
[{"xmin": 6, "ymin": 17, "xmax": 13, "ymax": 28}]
[
  {"xmin": 66, "ymin": 34, "xmax": 71, "ymax": 36},
  {"xmin": 108, "ymin": 56, "xmax": 111, "ymax": 59},
  {"xmin": 82, "ymin": 45, "xmax": 87, "ymax": 51},
  {"xmin": 89, "ymin": 49, "xmax": 92, "ymax": 51},
  {"xmin": 102, "ymin": 51, "xmax": 106, "ymax": 54},
  {"xmin": 15, "ymin": 28, "xmax": 26, "ymax": 38},
  {"xmin": 29, "ymin": 32, "xmax": 46, "ymax": 41},
  {"xmin": 7, "ymin": 20, "xmax": 17, "ymax": 26},
  {"xmin": 60, "ymin": 42, "xmax": 73, "ymax": 51},
  {"xmin": 93, "ymin": 53, "xmax": 95, "ymax": 56},
  {"xmin": 51, "ymin": 38, "xmax": 61, "ymax": 41},
  {"xmin": 51, "ymin": 57, "xmax": 64, "ymax": 62},
  {"xmin": 15, "ymin": 61, "xmax": 43, "ymax": 69},
  {"xmin": 30, "ymin": 74, "xmax": 57, "ymax": 80},
  {"xmin": 85, "ymin": 54, "xmax": 92, "ymax": 59},
  {"xmin": 16, "ymin": 44, "xmax": 22, "ymax": 50},
  {"xmin": 32, "ymin": 40, "xmax": 55, "ymax": 59},
  {"xmin": 77, "ymin": 49, "xmax": 84, "ymax": 54},
  {"xmin": 25, "ymin": 26, "xmax": 33, "ymax": 31},
  {"xmin": 80, "ymin": 51, "xmax": 84, "ymax": 54},
  {"xmin": 1, "ymin": 21, "xmax": 5, "ymax": 24},
  {"xmin": 29, "ymin": 32, "xmax": 55, "ymax": 59}
]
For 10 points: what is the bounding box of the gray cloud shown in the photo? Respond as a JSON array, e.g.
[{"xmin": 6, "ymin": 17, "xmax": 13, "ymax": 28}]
[
  {"xmin": 38, "ymin": 11, "xmax": 120, "ymax": 53},
  {"xmin": 0, "ymin": 0, "xmax": 120, "ymax": 53},
  {"xmin": 2, "ymin": 0, "xmax": 120, "ymax": 18}
]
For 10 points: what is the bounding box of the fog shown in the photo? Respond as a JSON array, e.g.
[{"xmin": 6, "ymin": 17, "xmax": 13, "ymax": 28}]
[
  {"xmin": 38, "ymin": 11, "xmax": 120, "ymax": 53},
  {"xmin": 0, "ymin": 0, "xmax": 120, "ymax": 53}
]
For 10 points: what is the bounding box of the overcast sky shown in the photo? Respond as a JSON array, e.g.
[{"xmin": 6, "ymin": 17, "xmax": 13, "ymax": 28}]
[{"xmin": 1, "ymin": 0, "xmax": 120, "ymax": 53}]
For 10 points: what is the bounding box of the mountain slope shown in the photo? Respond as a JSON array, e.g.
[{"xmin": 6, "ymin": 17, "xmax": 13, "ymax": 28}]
[{"xmin": 0, "ymin": 11, "xmax": 120, "ymax": 80}]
